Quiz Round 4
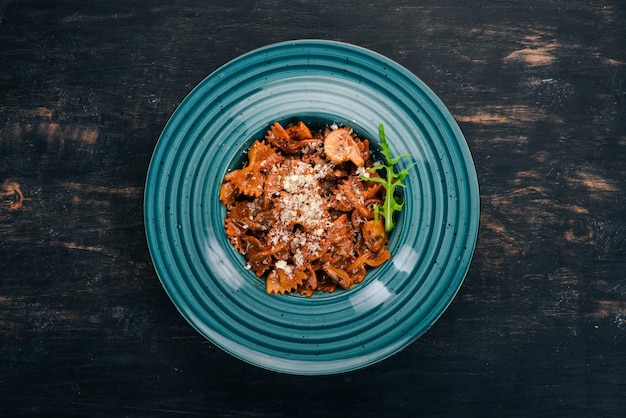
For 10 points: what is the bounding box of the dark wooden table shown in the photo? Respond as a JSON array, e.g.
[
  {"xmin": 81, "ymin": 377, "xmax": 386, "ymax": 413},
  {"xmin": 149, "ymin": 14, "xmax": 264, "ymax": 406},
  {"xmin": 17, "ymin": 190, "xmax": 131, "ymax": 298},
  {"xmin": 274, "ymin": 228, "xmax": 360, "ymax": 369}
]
[{"xmin": 2, "ymin": 0, "xmax": 625, "ymax": 416}]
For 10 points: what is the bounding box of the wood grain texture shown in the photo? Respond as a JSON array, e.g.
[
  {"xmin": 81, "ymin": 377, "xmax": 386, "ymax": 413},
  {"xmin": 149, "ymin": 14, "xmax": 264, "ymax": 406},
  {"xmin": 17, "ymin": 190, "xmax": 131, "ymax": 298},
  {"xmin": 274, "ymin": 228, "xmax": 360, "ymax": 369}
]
[{"xmin": 1, "ymin": 0, "xmax": 625, "ymax": 416}]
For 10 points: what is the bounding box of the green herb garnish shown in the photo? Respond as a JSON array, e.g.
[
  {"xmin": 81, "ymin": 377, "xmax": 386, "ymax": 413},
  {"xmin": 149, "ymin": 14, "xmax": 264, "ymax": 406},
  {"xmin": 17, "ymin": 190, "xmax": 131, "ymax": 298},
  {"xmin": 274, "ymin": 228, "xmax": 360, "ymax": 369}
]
[{"xmin": 361, "ymin": 124, "xmax": 414, "ymax": 233}]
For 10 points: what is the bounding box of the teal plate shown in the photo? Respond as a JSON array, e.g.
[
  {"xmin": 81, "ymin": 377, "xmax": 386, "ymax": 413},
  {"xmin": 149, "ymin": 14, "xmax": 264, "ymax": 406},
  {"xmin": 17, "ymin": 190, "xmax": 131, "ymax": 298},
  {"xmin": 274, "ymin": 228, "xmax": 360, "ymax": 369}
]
[{"xmin": 144, "ymin": 40, "xmax": 479, "ymax": 375}]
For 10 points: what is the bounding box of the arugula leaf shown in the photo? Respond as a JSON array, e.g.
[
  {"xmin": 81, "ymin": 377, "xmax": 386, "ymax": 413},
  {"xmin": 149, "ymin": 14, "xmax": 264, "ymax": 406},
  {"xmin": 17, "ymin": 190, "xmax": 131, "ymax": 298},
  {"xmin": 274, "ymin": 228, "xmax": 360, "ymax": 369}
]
[{"xmin": 360, "ymin": 124, "xmax": 414, "ymax": 233}]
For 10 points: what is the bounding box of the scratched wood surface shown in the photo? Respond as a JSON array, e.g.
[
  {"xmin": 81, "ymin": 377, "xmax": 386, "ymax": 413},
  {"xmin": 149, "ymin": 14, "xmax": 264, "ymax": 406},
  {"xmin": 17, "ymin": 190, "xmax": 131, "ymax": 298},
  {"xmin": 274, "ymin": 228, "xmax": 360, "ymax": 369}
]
[{"xmin": 1, "ymin": 0, "xmax": 625, "ymax": 416}]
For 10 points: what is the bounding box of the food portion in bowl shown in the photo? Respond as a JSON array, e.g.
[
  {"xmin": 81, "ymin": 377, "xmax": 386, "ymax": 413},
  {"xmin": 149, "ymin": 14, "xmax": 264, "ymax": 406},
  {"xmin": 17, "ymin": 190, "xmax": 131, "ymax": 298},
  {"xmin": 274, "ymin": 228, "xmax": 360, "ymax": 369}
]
[{"xmin": 219, "ymin": 121, "xmax": 411, "ymax": 296}]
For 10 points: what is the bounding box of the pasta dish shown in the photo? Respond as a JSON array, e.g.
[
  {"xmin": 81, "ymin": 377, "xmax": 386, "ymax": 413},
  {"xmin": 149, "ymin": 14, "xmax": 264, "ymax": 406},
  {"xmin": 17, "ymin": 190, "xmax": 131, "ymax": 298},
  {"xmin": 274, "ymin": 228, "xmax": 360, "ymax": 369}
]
[{"xmin": 219, "ymin": 121, "xmax": 392, "ymax": 296}]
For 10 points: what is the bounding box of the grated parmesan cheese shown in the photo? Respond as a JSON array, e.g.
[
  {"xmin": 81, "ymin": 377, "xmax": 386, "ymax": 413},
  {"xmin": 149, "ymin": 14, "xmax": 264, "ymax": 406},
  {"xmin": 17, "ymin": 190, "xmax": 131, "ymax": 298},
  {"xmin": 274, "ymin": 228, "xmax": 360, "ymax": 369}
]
[
  {"xmin": 356, "ymin": 166, "xmax": 370, "ymax": 178},
  {"xmin": 275, "ymin": 259, "xmax": 293, "ymax": 275}
]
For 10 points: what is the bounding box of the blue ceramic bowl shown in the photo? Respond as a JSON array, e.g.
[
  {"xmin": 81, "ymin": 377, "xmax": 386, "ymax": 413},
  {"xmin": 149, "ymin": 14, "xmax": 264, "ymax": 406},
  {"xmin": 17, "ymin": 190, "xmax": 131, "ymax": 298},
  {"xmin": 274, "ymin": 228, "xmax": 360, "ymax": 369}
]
[{"xmin": 144, "ymin": 40, "xmax": 479, "ymax": 375}]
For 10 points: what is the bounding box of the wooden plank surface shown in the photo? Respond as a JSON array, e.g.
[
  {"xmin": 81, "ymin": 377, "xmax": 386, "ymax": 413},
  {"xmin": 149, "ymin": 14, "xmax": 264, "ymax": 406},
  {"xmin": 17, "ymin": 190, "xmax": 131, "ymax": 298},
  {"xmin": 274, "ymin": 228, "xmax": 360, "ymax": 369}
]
[{"xmin": 1, "ymin": 0, "xmax": 625, "ymax": 416}]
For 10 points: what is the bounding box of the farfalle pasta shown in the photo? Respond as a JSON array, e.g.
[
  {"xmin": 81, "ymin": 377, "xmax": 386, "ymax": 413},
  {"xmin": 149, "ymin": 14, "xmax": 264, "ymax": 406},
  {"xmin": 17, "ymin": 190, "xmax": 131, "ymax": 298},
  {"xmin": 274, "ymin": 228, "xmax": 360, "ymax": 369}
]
[{"xmin": 219, "ymin": 121, "xmax": 391, "ymax": 296}]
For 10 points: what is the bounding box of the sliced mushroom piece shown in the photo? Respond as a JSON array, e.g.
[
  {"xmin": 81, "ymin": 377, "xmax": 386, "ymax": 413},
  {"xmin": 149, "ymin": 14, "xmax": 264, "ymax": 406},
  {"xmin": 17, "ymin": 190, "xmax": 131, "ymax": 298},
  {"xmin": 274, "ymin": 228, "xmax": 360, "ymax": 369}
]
[
  {"xmin": 362, "ymin": 218, "xmax": 388, "ymax": 253},
  {"xmin": 323, "ymin": 128, "xmax": 365, "ymax": 167},
  {"xmin": 322, "ymin": 264, "xmax": 352, "ymax": 290}
]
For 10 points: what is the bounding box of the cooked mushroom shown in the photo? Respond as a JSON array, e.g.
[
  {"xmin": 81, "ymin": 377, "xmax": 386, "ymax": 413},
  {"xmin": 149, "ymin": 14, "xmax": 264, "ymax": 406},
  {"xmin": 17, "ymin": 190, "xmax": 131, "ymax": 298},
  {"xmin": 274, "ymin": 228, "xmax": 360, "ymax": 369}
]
[{"xmin": 323, "ymin": 128, "xmax": 365, "ymax": 167}]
